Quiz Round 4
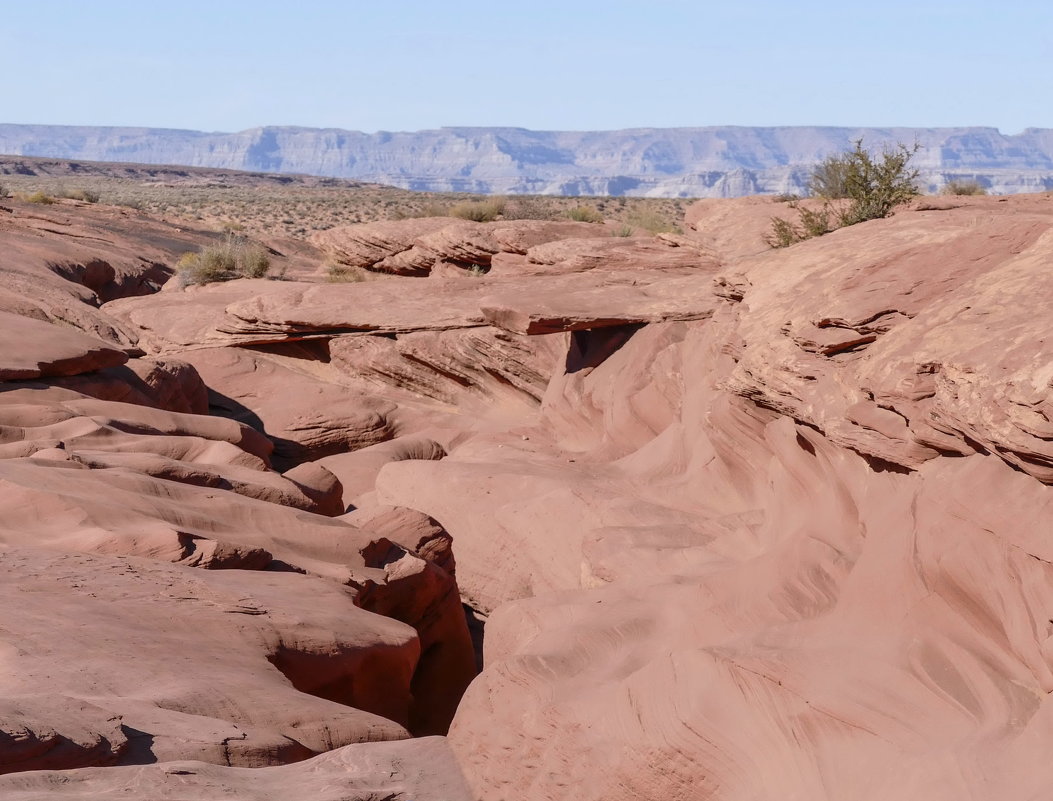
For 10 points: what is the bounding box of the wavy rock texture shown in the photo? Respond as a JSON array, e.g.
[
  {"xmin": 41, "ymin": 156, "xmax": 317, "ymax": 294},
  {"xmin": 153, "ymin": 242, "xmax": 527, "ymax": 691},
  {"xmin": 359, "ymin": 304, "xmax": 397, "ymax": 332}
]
[
  {"xmin": 0, "ymin": 198, "xmax": 478, "ymax": 795},
  {"xmin": 426, "ymin": 196, "xmax": 1053, "ymax": 800},
  {"xmin": 2, "ymin": 193, "xmax": 1052, "ymax": 800},
  {"xmin": 0, "ymin": 737, "xmax": 471, "ymax": 801}
]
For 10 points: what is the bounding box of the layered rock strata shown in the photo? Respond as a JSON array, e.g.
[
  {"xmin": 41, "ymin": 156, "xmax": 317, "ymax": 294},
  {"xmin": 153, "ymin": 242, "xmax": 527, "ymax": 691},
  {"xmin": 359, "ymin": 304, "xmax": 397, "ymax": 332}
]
[{"xmin": 1, "ymin": 194, "xmax": 1052, "ymax": 801}]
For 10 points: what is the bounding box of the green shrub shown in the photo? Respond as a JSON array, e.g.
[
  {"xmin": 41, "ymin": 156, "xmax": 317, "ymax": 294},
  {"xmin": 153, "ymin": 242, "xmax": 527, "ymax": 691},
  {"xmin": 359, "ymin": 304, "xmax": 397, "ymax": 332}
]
[
  {"xmin": 763, "ymin": 201, "xmax": 832, "ymax": 248},
  {"xmin": 827, "ymin": 139, "xmax": 920, "ymax": 226},
  {"xmin": 809, "ymin": 155, "xmax": 853, "ymax": 199},
  {"xmin": 448, "ymin": 198, "xmax": 505, "ymax": 222},
  {"xmin": 178, "ymin": 235, "xmax": 271, "ymax": 285},
  {"xmin": 767, "ymin": 139, "xmax": 919, "ymax": 248},
  {"xmin": 611, "ymin": 224, "xmax": 634, "ymax": 237},
  {"xmin": 943, "ymin": 179, "xmax": 986, "ymax": 196},
  {"xmin": 564, "ymin": 205, "xmax": 603, "ymax": 223},
  {"xmin": 766, "ymin": 215, "xmax": 803, "ymax": 249}
]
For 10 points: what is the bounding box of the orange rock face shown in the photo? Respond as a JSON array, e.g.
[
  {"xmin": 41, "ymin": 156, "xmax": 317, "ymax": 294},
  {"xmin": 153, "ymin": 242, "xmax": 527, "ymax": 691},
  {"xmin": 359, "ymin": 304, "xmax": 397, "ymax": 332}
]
[{"xmin": 1, "ymin": 194, "xmax": 1052, "ymax": 800}]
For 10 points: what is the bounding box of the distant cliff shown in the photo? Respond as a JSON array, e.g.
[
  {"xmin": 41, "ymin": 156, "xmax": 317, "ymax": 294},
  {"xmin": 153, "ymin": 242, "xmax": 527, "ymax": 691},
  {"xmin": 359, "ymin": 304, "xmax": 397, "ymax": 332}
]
[{"xmin": 1, "ymin": 124, "xmax": 1051, "ymax": 197}]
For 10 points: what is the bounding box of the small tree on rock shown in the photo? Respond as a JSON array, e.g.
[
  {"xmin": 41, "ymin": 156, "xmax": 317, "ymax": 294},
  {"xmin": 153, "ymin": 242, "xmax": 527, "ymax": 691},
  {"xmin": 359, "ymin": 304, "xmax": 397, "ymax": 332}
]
[
  {"xmin": 830, "ymin": 139, "xmax": 920, "ymax": 226},
  {"xmin": 767, "ymin": 139, "xmax": 920, "ymax": 248}
]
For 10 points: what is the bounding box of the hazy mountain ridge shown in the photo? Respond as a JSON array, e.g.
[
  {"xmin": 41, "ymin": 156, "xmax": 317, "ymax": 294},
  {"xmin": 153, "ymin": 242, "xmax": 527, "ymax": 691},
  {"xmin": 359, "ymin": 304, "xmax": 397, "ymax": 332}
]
[{"xmin": 2, "ymin": 123, "xmax": 1052, "ymax": 197}]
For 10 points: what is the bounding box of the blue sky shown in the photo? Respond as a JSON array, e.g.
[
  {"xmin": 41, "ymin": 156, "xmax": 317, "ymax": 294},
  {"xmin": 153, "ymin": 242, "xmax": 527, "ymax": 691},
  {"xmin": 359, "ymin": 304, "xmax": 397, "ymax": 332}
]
[{"xmin": 2, "ymin": 0, "xmax": 1049, "ymax": 134}]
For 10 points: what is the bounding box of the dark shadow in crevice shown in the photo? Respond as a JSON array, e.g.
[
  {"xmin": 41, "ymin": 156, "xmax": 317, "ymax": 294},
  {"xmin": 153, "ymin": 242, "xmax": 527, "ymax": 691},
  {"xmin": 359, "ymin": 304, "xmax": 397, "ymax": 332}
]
[
  {"xmin": 855, "ymin": 451, "xmax": 914, "ymax": 475},
  {"xmin": 116, "ymin": 725, "xmax": 157, "ymax": 765},
  {"xmin": 462, "ymin": 603, "xmax": 488, "ymax": 675},
  {"xmin": 246, "ymin": 338, "xmax": 333, "ymax": 364},
  {"xmin": 565, "ymin": 323, "xmax": 644, "ymax": 374},
  {"xmin": 795, "ymin": 432, "xmax": 817, "ymax": 456},
  {"xmin": 205, "ymin": 388, "xmax": 304, "ymax": 470}
]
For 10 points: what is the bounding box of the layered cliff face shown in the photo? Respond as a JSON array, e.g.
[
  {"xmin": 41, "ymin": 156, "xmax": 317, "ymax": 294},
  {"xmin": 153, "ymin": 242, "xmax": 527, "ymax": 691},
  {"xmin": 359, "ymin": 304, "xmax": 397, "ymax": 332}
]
[
  {"xmin": 0, "ymin": 192, "xmax": 1051, "ymax": 800},
  {"xmin": 3, "ymin": 123, "xmax": 1053, "ymax": 196}
]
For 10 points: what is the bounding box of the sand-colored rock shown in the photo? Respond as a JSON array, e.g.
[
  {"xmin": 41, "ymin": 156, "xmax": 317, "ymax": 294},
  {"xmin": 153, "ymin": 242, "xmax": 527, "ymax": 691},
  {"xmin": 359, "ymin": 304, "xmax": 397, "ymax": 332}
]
[
  {"xmin": 0, "ymin": 310, "xmax": 128, "ymax": 379},
  {"xmin": 4, "ymin": 192, "xmax": 1053, "ymax": 800},
  {"xmin": 0, "ymin": 547, "xmax": 417, "ymax": 769},
  {"xmin": 0, "ymin": 197, "xmax": 276, "ymax": 350},
  {"xmin": 313, "ymin": 217, "xmax": 605, "ymax": 276},
  {"xmin": 312, "ymin": 217, "xmax": 454, "ymax": 275},
  {"xmin": 318, "ymin": 435, "xmax": 447, "ymax": 509},
  {"xmin": 497, "ymin": 233, "xmax": 715, "ymax": 276},
  {"xmin": 479, "ymin": 270, "xmax": 717, "ymax": 334},
  {"xmin": 0, "ymin": 736, "xmax": 472, "ymax": 801},
  {"xmin": 328, "ymin": 327, "xmax": 561, "ymax": 410},
  {"xmin": 102, "ymin": 278, "xmax": 489, "ymax": 352},
  {"xmin": 719, "ymin": 195, "xmax": 1053, "ymax": 483},
  {"xmin": 371, "ymin": 197, "xmax": 1053, "ymax": 799},
  {"xmin": 178, "ymin": 345, "xmax": 398, "ymax": 466},
  {"xmin": 103, "ymin": 269, "xmax": 719, "ymax": 353},
  {"xmin": 34, "ymin": 357, "xmax": 211, "ymax": 414},
  {"xmin": 0, "ymin": 386, "xmax": 272, "ymax": 467},
  {"xmin": 0, "ymin": 383, "xmax": 476, "ymax": 745}
]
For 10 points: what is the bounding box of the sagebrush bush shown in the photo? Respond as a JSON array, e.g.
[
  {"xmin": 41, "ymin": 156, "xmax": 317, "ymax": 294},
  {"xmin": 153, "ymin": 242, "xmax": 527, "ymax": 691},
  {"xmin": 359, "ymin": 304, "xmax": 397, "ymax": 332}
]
[
  {"xmin": 626, "ymin": 209, "xmax": 680, "ymax": 234},
  {"xmin": 767, "ymin": 139, "xmax": 919, "ymax": 248},
  {"xmin": 326, "ymin": 262, "xmax": 371, "ymax": 282},
  {"xmin": 809, "ymin": 156, "xmax": 852, "ymax": 199},
  {"xmin": 415, "ymin": 201, "xmax": 451, "ymax": 217},
  {"xmin": 449, "ymin": 198, "xmax": 505, "ymax": 222},
  {"xmin": 178, "ymin": 235, "xmax": 271, "ymax": 285},
  {"xmin": 943, "ymin": 179, "xmax": 986, "ymax": 196},
  {"xmin": 501, "ymin": 197, "xmax": 558, "ymax": 221},
  {"xmin": 23, "ymin": 190, "xmax": 56, "ymax": 205},
  {"xmin": 565, "ymin": 205, "xmax": 603, "ymax": 223},
  {"xmin": 763, "ymin": 201, "xmax": 832, "ymax": 248},
  {"xmin": 56, "ymin": 188, "xmax": 100, "ymax": 203},
  {"xmin": 832, "ymin": 140, "xmax": 920, "ymax": 226}
]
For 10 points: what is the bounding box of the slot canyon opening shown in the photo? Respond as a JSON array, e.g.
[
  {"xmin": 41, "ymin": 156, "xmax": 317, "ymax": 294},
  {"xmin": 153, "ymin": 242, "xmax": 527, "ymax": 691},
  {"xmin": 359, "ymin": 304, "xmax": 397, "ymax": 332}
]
[{"xmin": 566, "ymin": 323, "xmax": 643, "ymax": 374}]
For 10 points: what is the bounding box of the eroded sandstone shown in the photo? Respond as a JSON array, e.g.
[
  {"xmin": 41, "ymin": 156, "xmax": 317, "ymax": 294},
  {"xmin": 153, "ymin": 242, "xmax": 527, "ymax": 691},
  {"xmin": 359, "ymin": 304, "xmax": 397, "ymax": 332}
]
[{"xmin": 2, "ymin": 193, "xmax": 1052, "ymax": 801}]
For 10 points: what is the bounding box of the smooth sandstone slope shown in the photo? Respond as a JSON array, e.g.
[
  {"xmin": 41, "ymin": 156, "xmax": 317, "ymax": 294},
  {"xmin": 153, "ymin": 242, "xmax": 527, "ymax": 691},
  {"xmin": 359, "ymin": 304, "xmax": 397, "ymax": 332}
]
[
  {"xmin": 366, "ymin": 195, "xmax": 1053, "ymax": 800},
  {"xmin": 0, "ymin": 200, "xmax": 477, "ymax": 795},
  {"xmin": 0, "ymin": 736, "xmax": 472, "ymax": 801}
]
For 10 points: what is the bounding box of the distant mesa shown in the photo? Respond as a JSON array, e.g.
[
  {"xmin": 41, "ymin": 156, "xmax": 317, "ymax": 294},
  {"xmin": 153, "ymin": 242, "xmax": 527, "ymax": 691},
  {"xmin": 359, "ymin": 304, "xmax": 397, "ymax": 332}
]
[{"xmin": 1, "ymin": 123, "xmax": 1052, "ymax": 197}]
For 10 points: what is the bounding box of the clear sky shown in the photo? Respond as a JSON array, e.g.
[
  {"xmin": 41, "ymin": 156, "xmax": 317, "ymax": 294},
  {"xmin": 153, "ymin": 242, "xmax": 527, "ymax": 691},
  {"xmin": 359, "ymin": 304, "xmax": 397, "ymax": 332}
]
[{"xmin": 1, "ymin": 0, "xmax": 1049, "ymax": 134}]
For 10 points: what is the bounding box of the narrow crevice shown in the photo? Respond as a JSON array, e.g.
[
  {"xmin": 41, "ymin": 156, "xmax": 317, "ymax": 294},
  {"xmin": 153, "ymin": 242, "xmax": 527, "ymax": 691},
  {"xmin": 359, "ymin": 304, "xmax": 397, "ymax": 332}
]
[{"xmin": 462, "ymin": 602, "xmax": 488, "ymax": 674}]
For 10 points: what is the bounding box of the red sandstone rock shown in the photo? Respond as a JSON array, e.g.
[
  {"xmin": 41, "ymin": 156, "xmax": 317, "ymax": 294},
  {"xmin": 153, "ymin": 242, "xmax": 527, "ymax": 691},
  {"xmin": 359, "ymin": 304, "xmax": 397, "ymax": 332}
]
[
  {"xmin": 33, "ymin": 357, "xmax": 211, "ymax": 414},
  {"xmin": 328, "ymin": 328, "xmax": 560, "ymax": 409},
  {"xmin": 317, "ymin": 436, "xmax": 447, "ymax": 510},
  {"xmin": 177, "ymin": 345, "xmax": 398, "ymax": 466},
  {"xmin": 0, "ymin": 736, "xmax": 472, "ymax": 800},
  {"xmin": 3, "ymin": 193, "xmax": 1053, "ymax": 800},
  {"xmin": 311, "ymin": 217, "xmax": 454, "ymax": 275},
  {"xmin": 0, "ymin": 311, "xmax": 128, "ymax": 379},
  {"xmin": 312, "ymin": 217, "xmax": 603, "ymax": 276},
  {"xmin": 0, "ymin": 548, "xmax": 416, "ymax": 769},
  {"xmin": 495, "ymin": 233, "xmax": 715, "ymax": 276}
]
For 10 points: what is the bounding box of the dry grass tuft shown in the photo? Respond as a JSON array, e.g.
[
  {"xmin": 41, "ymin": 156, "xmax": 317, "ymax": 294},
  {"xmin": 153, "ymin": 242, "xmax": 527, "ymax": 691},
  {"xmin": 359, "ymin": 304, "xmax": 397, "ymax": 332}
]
[{"xmin": 178, "ymin": 235, "xmax": 271, "ymax": 285}]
